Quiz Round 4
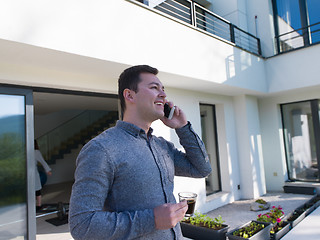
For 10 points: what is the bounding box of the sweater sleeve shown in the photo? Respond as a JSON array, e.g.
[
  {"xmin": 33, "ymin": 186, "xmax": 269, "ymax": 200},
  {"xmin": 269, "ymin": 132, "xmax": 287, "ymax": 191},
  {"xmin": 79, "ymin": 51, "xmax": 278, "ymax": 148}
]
[
  {"xmin": 69, "ymin": 140, "xmax": 156, "ymax": 240},
  {"xmin": 168, "ymin": 122, "xmax": 212, "ymax": 178}
]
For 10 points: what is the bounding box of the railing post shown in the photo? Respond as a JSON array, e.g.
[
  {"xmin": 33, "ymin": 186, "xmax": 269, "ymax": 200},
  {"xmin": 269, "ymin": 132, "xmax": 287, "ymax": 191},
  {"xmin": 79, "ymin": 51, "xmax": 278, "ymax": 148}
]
[
  {"xmin": 230, "ymin": 24, "xmax": 235, "ymax": 43},
  {"xmin": 257, "ymin": 38, "xmax": 262, "ymax": 55},
  {"xmin": 190, "ymin": 1, "xmax": 196, "ymax": 26}
]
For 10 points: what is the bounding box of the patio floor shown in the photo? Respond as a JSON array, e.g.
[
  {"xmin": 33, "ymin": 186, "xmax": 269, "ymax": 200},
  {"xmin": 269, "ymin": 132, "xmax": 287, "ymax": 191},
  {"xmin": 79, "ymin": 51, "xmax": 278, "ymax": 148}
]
[
  {"xmin": 36, "ymin": 187, "xmax": 316, "ymax": 239},
  {"xmin": 206, "ymin": 192, "xmax": 314, "ymax": 231}
]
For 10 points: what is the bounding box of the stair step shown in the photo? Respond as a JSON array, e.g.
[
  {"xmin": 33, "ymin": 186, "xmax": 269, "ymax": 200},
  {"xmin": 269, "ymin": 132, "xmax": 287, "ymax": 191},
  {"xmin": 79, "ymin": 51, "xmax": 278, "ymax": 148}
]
[{"xmin": 47, "ymin": 111, "xmax": 118, "ymax": 164}]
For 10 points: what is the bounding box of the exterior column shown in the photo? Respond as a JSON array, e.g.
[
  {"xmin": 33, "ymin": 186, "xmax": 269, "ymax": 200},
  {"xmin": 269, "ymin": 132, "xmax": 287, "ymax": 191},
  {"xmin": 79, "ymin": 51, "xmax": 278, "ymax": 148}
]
[{"xmin": 233, "ymin": 95, "xmax": 266, "ymax": 199}]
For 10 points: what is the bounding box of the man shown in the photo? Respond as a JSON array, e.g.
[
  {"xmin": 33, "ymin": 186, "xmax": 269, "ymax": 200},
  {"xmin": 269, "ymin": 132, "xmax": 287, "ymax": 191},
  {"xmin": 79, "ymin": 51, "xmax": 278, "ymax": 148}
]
[{"xmin": 69, "ymin": 65, "xmax": 212, "ymax": 239}]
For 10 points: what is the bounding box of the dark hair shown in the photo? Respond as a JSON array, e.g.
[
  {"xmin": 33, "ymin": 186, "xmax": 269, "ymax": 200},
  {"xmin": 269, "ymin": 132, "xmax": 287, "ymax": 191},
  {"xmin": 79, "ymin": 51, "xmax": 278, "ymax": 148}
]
[
  {"xmin": 118, "ymin": 65, "xmax": 158, "ymax": 114},
  {"xmin": 34, "ymin": 140, "xmax": 39, "ymax": 150}
]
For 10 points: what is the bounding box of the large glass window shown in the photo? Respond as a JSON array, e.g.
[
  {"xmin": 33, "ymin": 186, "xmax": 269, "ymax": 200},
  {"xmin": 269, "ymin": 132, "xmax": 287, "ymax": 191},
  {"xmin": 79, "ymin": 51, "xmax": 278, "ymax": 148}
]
[
  {"xmin": 273, "ymin": 0, "xmax": 320, "ymax": 52},
  {"xmin": 200, "ymin": 104, "xmax": 221, "ymax": 195},
  {"xmin": 307, "ymin": 0, "xmax": 320, "ymax": 43},
  {"xmin": 0, "ymin": 94, "xmax": 27, "ymax": 239},
  {"xmin": 281, "ymin": 100, "xmax": 320, "ymax": 182}
]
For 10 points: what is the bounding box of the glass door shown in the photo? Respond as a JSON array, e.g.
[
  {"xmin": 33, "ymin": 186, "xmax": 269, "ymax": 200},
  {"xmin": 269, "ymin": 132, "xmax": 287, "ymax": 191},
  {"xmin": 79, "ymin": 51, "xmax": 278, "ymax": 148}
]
[
  {"xmin": 0, "ymin": 88, "xmax": 35, "ymax": 240},
  {"xmin": 200, "ymin": 104, "xmax": 221, "ymax": 195},
  {"xmin": 281, "ymin": 100, "xmax": 320, "ymax": 182}
]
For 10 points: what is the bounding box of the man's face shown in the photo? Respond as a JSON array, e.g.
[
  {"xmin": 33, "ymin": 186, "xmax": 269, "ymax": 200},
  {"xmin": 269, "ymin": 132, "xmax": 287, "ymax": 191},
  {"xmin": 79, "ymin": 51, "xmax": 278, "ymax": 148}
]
[{"xmin": 134, "ymin": 72, "xmax": 167, "ymax": 122}]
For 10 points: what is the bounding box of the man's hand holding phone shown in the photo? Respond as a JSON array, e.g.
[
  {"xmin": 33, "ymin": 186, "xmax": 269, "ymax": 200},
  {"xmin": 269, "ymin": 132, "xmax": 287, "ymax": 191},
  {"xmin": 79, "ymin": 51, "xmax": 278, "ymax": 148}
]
[{"xmin": 161, "ymin": 101, "xmax": 188, "ymax": 129}]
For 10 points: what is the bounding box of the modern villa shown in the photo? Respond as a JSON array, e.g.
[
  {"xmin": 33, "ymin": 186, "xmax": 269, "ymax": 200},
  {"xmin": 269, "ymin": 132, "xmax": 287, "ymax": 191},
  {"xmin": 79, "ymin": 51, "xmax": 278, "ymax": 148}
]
[{"xmin": 0, "ymin": 0, "xmax": 319, "ymax": 239}]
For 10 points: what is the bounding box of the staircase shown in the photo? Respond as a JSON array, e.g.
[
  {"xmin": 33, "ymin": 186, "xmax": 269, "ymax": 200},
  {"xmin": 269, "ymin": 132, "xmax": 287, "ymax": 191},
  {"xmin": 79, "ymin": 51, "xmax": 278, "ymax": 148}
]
[{"xmin": 37, "ymin": 110, "xmax": 118, "ymax": 165}]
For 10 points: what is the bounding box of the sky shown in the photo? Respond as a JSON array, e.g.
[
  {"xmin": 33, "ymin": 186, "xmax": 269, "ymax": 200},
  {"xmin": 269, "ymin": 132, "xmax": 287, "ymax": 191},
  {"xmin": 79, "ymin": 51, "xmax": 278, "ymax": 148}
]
[{"xmin": 0, "ymin": 95, "xmax": 25, "ymax": 119}]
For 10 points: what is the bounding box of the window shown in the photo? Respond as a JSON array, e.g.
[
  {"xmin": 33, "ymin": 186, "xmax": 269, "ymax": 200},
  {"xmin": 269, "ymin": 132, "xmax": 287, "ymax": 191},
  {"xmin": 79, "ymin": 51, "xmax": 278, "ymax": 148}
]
[
  {"xmin": 272, "ymin": 0, "xmax": 320, "ymax": 53},
  {"xmin": 281, "ymin": 100, "xmax": 320, "ymax": 182},
  {"xmin": 200, "ymin": 104, "xmax": 221, "ymax": 195},
  {"xmin": 0, "ymin": 94, "xmax": 27, "ymax": 239}
]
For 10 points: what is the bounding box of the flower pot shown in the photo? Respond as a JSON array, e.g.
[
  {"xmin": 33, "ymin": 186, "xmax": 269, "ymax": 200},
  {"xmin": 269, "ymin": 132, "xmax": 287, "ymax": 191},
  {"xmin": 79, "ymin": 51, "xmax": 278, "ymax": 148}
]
[
  {"xmin": 314, "ymin": 197, "xmax": 320, "ymax": 208},
  {"xmin": 250, "ymin": 202, "xmax": 270, "ymax": 212},
  {"xmin": 226, "ymin": 221, "xmax": 272, "ymax": 240},
  {"xmin": 180, "ymin": 222, "xmax": 229, "ymax": 240},
  {"xmin": 270, "ymin": 221, "xmax": 290, "ymax": 240}
]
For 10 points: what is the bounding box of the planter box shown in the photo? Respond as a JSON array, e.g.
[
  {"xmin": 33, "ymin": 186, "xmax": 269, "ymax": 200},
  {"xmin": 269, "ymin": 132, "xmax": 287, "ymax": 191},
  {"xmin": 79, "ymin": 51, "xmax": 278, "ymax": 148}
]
[
  {"xmin": 270, "ymin": 221, "xmax": 290, "ymax": 240},
  {"xmin": 180, "ymin": 222, "xmax": 229, "ymax": 240},
  {"xmin": 314, "ymin": 197, "xmax": 320, "ymax": 208},
  {"xmin": 304, "ymin": 203, "xmax": 316, "ymax": 216},
  {"xmin": 226, "ymin": 221, "xmax": 271, "ymax": 240},
  {"xmin": 284, "ymin": 209, "xmax": 307, "ymax": 228},
  {"xmin": 307, "ymin": 195, "xmax": 320, "ymax": 209}
]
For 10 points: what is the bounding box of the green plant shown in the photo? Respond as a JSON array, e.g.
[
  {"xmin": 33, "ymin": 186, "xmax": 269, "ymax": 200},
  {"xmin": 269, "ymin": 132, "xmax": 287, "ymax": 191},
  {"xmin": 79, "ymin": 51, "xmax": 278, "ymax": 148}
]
[
  {"xmin": 255, "ymin": 199, "xmax": 267, "ymax": 204},
  {"xmin": 270, "ymin": 221, "xmax": 288, "ymax": 234},
  {"xmin": 233, "ymin": 222, "xmax": 265, "ymax": 238},
  {"xmin": 182, "ymin": 212, "xmax": 226, "ymax": 230}
]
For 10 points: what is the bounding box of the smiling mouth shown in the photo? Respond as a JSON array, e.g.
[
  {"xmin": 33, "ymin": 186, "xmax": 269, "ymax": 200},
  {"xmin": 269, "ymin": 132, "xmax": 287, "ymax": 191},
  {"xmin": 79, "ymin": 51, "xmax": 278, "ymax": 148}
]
[{"xmin": 155, "ymin": 102, "xmax": 164, "ymax": 106}]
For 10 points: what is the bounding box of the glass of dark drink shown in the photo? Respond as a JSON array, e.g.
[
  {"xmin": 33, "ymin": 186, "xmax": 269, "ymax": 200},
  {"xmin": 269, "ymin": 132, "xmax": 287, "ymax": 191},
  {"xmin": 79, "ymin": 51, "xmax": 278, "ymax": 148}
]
[{"xmin": 178, "ymin": 192, "xmax": 197, "ymax": 217}]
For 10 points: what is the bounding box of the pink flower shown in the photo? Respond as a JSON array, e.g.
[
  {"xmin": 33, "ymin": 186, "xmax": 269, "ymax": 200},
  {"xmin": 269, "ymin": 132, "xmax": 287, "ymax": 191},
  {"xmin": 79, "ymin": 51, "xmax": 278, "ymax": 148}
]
[
  {"xmin": 266, "ymin": 215, "xmax": 270, "ymax": 218},
  {"xmin": 276, "ymin": 218, "xmax": 281, "ymax": 223},
  {"xmin": 258, "ymin": 214, "xmax": 261, "ymax": 217},
  {"xmin": 272, "ymin": 206, "xmax": 275, "ymax": 208}
]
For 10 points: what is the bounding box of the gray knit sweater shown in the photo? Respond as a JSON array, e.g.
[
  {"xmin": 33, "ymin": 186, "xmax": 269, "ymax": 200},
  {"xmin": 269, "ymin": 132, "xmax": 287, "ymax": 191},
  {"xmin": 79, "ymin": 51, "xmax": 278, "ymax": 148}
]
[{"xmin": 69, "ymin": 120, "xmax": 212, "ymax": 240}]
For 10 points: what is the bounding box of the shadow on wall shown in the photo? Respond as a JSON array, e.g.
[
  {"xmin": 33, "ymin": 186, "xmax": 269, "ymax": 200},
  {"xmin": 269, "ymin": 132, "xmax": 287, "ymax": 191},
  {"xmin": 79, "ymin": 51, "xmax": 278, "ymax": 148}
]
[{"xmin": 224, "ymin": 48, "xmax": 266, "ymax": 92}]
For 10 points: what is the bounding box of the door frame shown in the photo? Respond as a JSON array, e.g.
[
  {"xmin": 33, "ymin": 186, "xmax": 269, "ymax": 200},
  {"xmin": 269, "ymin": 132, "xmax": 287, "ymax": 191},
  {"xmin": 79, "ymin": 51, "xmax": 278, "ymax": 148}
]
[{"xmin": 280, "ymin": 99, "xmax": 320, "ymax": 183}]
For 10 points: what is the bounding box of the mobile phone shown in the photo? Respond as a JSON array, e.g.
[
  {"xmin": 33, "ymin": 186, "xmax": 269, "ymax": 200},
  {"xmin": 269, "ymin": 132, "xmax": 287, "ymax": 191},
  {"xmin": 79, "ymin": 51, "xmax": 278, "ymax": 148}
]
[{"xmin": 164, "ymin": 103, "xmax": 175, "ymax": 119}]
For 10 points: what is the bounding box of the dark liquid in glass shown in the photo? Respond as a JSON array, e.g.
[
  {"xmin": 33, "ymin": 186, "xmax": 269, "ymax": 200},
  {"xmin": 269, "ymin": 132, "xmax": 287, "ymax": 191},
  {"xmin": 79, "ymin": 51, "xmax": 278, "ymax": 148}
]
[{"xmin": 186, "ymin": 200, "xmax": 196, "ymax": 215}]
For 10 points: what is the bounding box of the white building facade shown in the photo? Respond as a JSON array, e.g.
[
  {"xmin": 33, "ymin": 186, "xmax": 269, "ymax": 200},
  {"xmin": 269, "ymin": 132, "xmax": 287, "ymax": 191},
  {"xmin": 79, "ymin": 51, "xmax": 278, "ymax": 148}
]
[{"xmin": 0, "ymin": 0, "xmax": 319, "ymax": 239}]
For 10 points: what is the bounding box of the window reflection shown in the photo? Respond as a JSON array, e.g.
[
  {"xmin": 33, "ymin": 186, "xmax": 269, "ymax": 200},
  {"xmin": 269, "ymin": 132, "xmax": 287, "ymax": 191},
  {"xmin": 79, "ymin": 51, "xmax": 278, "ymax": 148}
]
[
  {"xmin": 281, "ymin": 101, "xmax": 319, "ymax": 182},
  {"xmin": 0, "ymin": 94, "xmax": 27, "ymax": 239}
]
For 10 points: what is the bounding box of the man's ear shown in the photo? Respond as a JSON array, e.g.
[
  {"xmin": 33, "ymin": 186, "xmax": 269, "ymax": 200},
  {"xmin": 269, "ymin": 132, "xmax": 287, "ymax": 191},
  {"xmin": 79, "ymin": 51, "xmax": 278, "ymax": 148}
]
[{"xmin": 123, "ymin": 89, "xmax": 135, "ymax": 103}]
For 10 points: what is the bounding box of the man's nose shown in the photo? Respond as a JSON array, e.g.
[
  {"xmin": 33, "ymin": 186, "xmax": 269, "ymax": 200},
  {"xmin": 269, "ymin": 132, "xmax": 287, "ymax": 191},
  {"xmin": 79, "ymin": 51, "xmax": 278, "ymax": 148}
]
[{"xmin": 159, "ymin": 89, "xmax": 166, "ymax": 98}]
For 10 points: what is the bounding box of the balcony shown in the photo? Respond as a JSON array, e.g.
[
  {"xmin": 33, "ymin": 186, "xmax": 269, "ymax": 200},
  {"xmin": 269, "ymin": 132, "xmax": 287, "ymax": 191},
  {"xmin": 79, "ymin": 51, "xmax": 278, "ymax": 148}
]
[{"xmin": 133, "ymin": 0, "xmax": 261, "ymax": 56}]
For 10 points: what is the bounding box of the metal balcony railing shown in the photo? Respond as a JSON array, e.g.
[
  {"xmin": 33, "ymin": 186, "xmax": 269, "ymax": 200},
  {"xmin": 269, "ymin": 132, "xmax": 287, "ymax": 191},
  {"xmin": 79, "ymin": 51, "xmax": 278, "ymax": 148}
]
[
  {"xmin": 134, "ymin": 0, "xmax": 261, "ymax": 56},
  {"xmin": 275, "ymin": 21, "xmax": 320, "ymax": 54}
]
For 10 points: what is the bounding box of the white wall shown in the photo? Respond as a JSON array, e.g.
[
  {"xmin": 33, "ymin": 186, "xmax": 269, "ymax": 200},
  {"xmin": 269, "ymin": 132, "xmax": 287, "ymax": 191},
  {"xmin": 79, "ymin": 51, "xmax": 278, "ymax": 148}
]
[
  {"xmin": 0, "ymin": 0, "xmax": 267, "ymax": 95},
  {"xmin": 259, "ymin": 89, "xmax": 320, "ymax": 191},
  {"xmin": 266, "ymin": 44, "xmax": 320, "ymax": 93},
  {"xmin": 233, "ymin": 95, "xmax": 266, "ymax": 199},
  {"xmin": 212, "ymin": 0, "xmax": 248, "ymax": 31},
  {"xmin": 152, "ymin": 87, "xmax": 242, "ymax": 213},
  {"xmin": 246, "ymin": 0, "xmax": 276, "ymax": 57},
  {"xmin": 45, "ymin": 145, "xmax": 80, "ymax": 185}
]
